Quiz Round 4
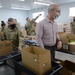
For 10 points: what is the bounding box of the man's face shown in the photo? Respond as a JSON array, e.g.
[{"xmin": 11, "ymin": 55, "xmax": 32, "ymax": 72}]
[
  {"xmin": 27, "ymin": 18, "xmax": 30, "ymax": 22},
  {"xmin": 8, "ymin": 20, "xmax": 16, "ymax": 29},
  {"xmin": 8, "ymin": 20, "xmax": 15, "ymax": 25},
  {"xmin": 49, "ymin": 6, "xmax": 60, "ymax": 20},
  {"xmin": 14, "ymin": 19, "xmax": 17, "ymax": 23}
]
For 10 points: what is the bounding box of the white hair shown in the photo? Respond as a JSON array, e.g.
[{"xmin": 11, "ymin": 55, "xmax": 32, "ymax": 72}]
[{"xmin": 48, "ymin": 3, "xmax": 58, "ymax": 13}]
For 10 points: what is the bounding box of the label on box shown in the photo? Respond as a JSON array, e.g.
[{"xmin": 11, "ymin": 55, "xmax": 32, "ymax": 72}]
[{"xmin": 63, "ymin": 44, "xmax": 68, "ymax": 50}]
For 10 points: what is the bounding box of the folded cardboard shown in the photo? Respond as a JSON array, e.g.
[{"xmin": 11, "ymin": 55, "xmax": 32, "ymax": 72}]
[
  {"xmin": 0, "ymin": 40, "xmax": 12, "ymax": 56},
  {"xmin": 22, "ymin": 46, "xmax": 51, "ymax": 75}
]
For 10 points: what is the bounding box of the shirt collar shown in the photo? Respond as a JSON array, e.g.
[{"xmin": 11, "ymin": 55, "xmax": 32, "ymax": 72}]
[{"xmin": 46, "ymin": 17, "xmax": 55, "ymax": 23}]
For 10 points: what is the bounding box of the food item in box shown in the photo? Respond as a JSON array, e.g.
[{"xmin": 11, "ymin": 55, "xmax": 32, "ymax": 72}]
[
  {"xmin": 68, "ymin": 39, "xmax": 75, "ymax": 43},
  {"xmin": 22, "ymin": 46, "xmax": 51, "ymax": 75}
]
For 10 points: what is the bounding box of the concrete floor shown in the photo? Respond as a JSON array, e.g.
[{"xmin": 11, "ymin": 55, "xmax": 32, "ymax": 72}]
[{"xmin": 0, "ymin": 65, "xmax": 15, "ymax": 75}]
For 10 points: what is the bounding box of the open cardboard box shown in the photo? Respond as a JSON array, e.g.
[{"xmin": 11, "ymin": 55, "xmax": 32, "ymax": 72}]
[
  {"xmin": 58, "ymin": 33, "xmax": 75, "ymax": 52},
  {"xmin": 0, "ymin": 40, "xmax": 12, "ymax": 56},
  {"xmin": 60, "ymin": 60, "xmax": 75, "ymax": 75},
  {"xmin": 21, "ymin": 46, "xmax": 51, "ymax": 75},
  {"xmin": 55, "ymin": 59, "xmax": 75, "ymax": 75}
]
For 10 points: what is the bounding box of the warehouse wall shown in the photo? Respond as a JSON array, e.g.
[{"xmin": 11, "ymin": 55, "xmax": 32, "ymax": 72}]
[
  {"xmin": 27, "ymin": 6, "xmax": 48, "ymax": 20},
  {"xmin": 0, "ymin": 8, "xmax": 28, "ymax": 27},
  {"xmin": 27, "ymin": 2, "xmax": 75, "ymax": 24},
  {"xmin": 1, "ymin": 2, "xmax": 75, "ymax": 27},
  {"xmin": 56, "ymin": 2, "xmax": 75, "ymax": 24}
]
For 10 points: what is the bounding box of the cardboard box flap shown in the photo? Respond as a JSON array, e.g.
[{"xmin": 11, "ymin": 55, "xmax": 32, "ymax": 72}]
[
  {"xmin": 59, "ymin": 33, "xmax": 68, "ymax": 38},
  {"xmin": 22, "ymin": 46, "xmax": 50, "ymax": 55},
  {"xmin": 23, "ymin": 46, "xmax": 34, "ymax": 53},
  {"xmin": 67, "ymin": 33, "xmax": 75, "ymax": 40},
  {"xmin": 33, "ymin": 46, "xmax": 49, "ymax": 55}
]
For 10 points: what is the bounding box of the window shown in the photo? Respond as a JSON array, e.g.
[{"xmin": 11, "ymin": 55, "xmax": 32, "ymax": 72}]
[
  {"xmin": 33, "ymin": 12, "xmax": 44, "ymax": 23},
  {"xmin": 69, "ymin": 7, "xmax": 75, "ymax": 17}
]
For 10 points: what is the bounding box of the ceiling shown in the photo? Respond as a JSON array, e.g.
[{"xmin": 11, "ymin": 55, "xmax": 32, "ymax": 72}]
[{"xmin": 0, "ymin": 0, "xmax": 75, "ymax": 10}]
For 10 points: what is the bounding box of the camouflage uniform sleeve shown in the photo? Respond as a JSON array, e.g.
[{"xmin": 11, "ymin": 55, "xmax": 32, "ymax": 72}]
[
  {"xmin": 32, "ymin": 15, "xmax": 40, "ymax": 22},
  {"xmin": 25, "ymin": 23, "xmax": 30, "ymax": 29},
  {"xmin": 2, "ymin": 26, "xmax": 8, "ymax": 40},
  {"xmin": 70, "ymin": 22, "xmax": 75, "ymax": 33},
  {"xmin": 16, "ymin": 24, "xmax": 25, "ymax": 48}
]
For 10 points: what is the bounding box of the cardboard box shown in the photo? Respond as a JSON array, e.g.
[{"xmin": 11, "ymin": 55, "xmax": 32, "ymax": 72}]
[
  {"xmin": 0, "ymin": 40, "xmax": 12, "ymax": 56},
  {"xmin": 60, "ymin": 60, "xmax": 75, "ymax": 75},
  {"xmin": 67, "ymin": 33, "xmax": 75, "ymax": 40},
  {"xmin": 58, "ymin": 33, "xmax": 68, "ymax": 44},
  {"xmin": 22, "ymin": 46, "xmax": 51, "ymax": 75},
  {"xmin": 68, "ymin": 42, "xmax": 75, "ymax": 52}
]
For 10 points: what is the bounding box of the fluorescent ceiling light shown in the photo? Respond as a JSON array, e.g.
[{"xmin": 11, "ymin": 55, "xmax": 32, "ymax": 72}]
[
  {"xmin": 34, "ymin": 1, "xmax": 50, "ymax": 6},
  {"xmin": 0, "ymin": 6, "xmax": 2, "ymax": 8},
  {"xmin": 11, "ymin": 7, "xmax": 30, "ymax": 10},
  {"xmin": 19, "ymin": 0, "xmax": 25, "ymax": 1}
]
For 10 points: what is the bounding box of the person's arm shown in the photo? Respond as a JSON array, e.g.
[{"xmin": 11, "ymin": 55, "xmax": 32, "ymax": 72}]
[
  {"xmin": 3, "ymin": 26, "xmax": 8, "ymax": 40},
  {"xmin": 36, "ymin": 22, "xmax": 44, "ymax": 48},
  {"xmin": 56, "ymin": 33, "xmax": 61, "ymax": 42},
  {"xmin": 25, "ymin": 23, "xmax": 30, "ymax": 29},
  {"xmin": 17, "ymin": 26, "xmax": 25, "ymax": 51},
  {"xmin": 32, "ymin": 14, "xmax": 41, "ymax": 22},
  {"xmin": 56, "ymin": 32, "xmax": 62, "ymax": 50}
]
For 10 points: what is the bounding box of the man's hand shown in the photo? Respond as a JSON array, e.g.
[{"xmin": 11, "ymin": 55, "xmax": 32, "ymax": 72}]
[
  {"xmin": 18, "ymin": 46, "xmax": 22, "ymax": 51},
  {"xmin": 57, "ymin": 41, "xmax": 62, "ymax": 50},
  {"xmin": 39, "ymin": 14, "xmax": 42, "ymax": 16}
]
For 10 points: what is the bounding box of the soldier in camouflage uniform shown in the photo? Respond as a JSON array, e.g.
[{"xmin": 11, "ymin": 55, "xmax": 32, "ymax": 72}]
[
  {"xmin": 25, "ymin": 14, "xmax": 41, "ymax": 36},
  {"xmin": 71, "ymin": 17, "xmax": 75, "ymax": 34},
  {"xmin": 3, "ymin": 18, "xmax": 24, "ymax": 51}
]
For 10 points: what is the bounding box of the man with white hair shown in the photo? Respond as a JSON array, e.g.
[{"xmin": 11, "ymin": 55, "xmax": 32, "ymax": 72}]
[{"xmin": 36, "ymin": 4, "xmax": 62, "ymax": 62}]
